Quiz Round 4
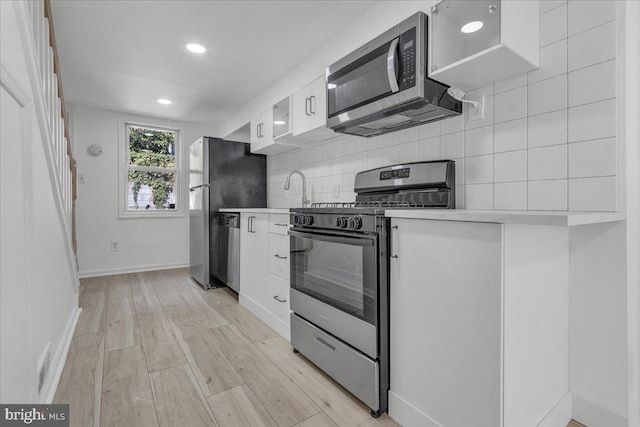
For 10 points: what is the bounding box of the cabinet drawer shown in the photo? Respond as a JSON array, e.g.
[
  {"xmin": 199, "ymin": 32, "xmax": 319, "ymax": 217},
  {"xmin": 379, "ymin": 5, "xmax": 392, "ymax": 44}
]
[
  {"xmin": 269, "ymin": 214, "xmax": 290, "ymax": 235},
  {"xmin": 268, "ymin": 233, "xmax": 290, "ymax": 278},
  {"xmin": 268, "ymin": 273, "xmax": 290, "ymax": 324}
]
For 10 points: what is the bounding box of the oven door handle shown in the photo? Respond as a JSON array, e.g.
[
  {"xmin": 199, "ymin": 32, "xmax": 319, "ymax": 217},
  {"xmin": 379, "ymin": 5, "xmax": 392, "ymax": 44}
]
[{"xmin": 288, "ymin": 230, "xmax": 375, "ymax": 247}]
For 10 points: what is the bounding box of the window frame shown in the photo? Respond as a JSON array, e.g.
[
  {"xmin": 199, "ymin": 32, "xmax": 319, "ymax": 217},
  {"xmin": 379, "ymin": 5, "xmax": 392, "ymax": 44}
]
[{"xmin": 118, "ymin": 116, "xmax": 185, "ymax": 219}]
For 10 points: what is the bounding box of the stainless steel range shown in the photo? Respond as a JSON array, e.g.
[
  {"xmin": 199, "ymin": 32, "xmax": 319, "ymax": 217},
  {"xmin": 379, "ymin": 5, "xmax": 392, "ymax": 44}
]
[{"xmin": 288, "ymin": 160, "xmax": 455, "ymax": 418}]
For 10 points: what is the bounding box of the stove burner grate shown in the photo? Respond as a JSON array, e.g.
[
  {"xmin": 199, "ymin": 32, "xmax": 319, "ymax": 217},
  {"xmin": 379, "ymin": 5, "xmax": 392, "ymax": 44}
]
[{"xmin": 311, "ymin": 201, "xmax": 436, "ymax": 209}]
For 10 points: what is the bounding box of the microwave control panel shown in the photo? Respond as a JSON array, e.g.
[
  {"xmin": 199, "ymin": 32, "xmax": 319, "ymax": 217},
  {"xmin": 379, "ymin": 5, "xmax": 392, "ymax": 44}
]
[{"xmin": 398, "ymin": 27, "xmax": 417, "ymax": 91}]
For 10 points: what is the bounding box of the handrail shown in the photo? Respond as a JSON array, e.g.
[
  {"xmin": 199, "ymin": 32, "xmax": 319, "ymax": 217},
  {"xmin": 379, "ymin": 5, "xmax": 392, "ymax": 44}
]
[{"xmin": 42, "ymin": 0, "xmax": 77, "ymax": 254}]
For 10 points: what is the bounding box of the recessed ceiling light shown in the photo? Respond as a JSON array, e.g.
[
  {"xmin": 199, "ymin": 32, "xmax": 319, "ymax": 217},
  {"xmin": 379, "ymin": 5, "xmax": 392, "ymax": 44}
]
[
  {"xmin": 327, "ymin": 83, "xmax": 337, "ymax": 89},
  {"xmin": 157, "ymin": 98, "xmax": 172, "ymax": 105},
  {"xmin": 186, "ymin": 43, "xmax": 206, "ymax": 54},
  {"xmin": 273, "ymin": 120, "xmax": 286, "ymax": 125},
  {"xmin": 461, "ymin": 21, "xmax": 484, "ymax": 33}
]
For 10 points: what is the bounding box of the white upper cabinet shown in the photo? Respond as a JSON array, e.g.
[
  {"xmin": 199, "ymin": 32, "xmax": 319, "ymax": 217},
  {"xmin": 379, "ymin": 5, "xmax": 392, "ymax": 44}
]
[
  {"xmin": 429, "ymin": 0, "xmax": 539, "ymax": 91},
  {"xmin": 250, "ymin": 98, "xmax": 301, "ymax": 155},
  {"xmin": 292, "ymin": 76, "xmax": 337, "ymax": 141}
]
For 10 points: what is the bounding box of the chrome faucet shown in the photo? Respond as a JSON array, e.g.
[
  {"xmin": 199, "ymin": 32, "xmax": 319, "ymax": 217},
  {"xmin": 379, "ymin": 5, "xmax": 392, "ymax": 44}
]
[{"xmin": 284, "ymin": 169, "xmax": 310, "ymax": 207}]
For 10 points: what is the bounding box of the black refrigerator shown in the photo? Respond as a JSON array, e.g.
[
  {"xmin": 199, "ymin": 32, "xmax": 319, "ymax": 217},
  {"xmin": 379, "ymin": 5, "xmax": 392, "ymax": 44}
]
[{"xmin": 188, "ymin": 137, "xmax": 266, "ymax": 290}]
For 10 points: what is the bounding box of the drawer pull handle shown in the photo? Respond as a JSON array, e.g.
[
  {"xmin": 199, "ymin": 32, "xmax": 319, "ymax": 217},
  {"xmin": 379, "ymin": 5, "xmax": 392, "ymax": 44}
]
[
  {"xmin": 274, "ymin": 254, "xmax": 288, "ymax": 259},
  {"xmin": 314, "ymin": 335, "xmax": 336, "ymax": 353},
  {"xmin": 274, "ymin": 223, "xmax": 288, "ymax": 227},
  {"xmin": 273, "ymin": 295, "xmax": 287, "ymax": 303}
]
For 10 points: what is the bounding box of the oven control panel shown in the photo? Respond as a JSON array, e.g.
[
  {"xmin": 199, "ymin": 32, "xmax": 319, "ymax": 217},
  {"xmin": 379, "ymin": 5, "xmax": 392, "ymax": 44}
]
[{"xmin": 290, "ymin": 214, "xmax": 375, "ymax": 232}]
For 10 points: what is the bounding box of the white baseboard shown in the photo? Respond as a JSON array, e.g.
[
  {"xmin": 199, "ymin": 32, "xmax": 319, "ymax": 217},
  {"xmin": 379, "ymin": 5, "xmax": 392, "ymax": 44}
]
[
  {"xmin": 78, "ymin": 262, "xmax": 189, "ymax": 278},
  {"xmin": 537, "ymin": 391, "xmax": 573, "ymax": 427},
  {"xmin": 572, "ymin": 393, "xmax": 628, "ymax": 427},
  {"xmin": 388, "ymin": 391, "xmax": 442, "ymax": 427},
  {"xmin": 239, "ymin": 294, "xmax": 290, "ymax": 342},
  {"xmin": 41, "ymin": 307, "xmax": 82, "ymax": 403}
]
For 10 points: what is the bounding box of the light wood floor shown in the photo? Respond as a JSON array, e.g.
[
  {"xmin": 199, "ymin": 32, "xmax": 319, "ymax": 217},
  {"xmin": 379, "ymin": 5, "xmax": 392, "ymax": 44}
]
[
  {"xmin": 55, "ymin": 268, "xmax": 586, "ymax": 427},
  {"xmin": 54, "ymin": 268, "xmax": 399, "ymax": 427}
]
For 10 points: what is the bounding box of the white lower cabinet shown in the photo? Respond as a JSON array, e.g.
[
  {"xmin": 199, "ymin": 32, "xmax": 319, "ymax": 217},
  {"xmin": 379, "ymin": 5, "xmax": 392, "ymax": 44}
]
[
  {"xmin": 239, "ymin": 212, "xmax": 291, "ymax": 340},
  {"xmin": 389, "ymin": 218, "xmax": 570, "ymax": 427}
]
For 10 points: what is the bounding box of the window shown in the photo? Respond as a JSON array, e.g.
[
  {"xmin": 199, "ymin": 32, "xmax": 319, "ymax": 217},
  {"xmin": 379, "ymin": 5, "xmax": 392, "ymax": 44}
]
[{"xmin": 121, "ymin": 122, "xmax": 182, "ymax": 217}]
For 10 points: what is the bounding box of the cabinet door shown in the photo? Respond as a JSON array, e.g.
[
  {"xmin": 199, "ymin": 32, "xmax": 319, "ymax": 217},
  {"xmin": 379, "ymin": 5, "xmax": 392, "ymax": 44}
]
[
  {"xmin": 239, "ymin": 213, "xmax": 269, "ymax": 305},
  {"xmin": 309, "ymin": 76, "xmax": 327, "ymax": 129},
  {"xmin": 267, "ymin": 273, "xmax": 290, "ymax": 324},
  {"xmin": 292, "ymin": 83, "xmax": 311, "ymax": 136},
  {"xmin": 389, "ymin": 218, "xmax": 502, "ymax": 427},
  {"xmin": 250, "ymin": 112, "xmax": 262, "ymax": 145},
  {"xmin": 268, "ymin": 233, "xmax": 290, "ymax": 279}
]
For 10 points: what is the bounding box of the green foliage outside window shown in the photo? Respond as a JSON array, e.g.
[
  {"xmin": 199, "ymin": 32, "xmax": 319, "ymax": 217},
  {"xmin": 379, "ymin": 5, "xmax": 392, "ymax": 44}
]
[{"xmin": 128, "ymin": 126, "xmax": 176, "ymax": 209}]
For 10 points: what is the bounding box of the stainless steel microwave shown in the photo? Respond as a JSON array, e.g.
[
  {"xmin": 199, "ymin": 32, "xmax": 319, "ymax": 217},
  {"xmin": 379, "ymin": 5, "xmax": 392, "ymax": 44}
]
[{"xmin": 326, "ymin": 11, "xmax": 462, "ymax": 137}]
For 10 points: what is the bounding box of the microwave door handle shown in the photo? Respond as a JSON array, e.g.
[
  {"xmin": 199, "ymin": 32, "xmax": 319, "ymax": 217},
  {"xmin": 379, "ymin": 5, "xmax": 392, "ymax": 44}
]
[{"xmin": 386, "ymin": 37, "xmax": 400, "ymax": 93}]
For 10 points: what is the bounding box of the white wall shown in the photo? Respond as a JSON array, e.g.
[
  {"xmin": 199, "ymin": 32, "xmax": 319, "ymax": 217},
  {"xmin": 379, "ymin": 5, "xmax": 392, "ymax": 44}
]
[
  {"xmin": 69, "ymin": 104, "xmax": 218, "ymax": 277},
  {"xmin": 267, "ymin": 0, "xmax": 618, "ymax": 212},
  {"xmin": 1, "ymin": 0, "xmax": 79, "ymax": 403}
]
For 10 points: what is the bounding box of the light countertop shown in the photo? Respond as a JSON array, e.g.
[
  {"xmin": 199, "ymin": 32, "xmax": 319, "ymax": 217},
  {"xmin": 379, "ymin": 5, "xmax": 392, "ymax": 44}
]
[
  {"xmin": 385, "ymin": 209, "xmax": 625, "ymax": 226},
  {"xmin": 218, "ymin": 208, "xmax": 290, "ymax": 214}
]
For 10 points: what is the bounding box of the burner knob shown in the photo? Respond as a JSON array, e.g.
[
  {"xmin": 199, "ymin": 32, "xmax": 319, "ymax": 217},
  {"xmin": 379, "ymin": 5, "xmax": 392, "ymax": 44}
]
[
  {"xmin": 354, "ymin": 217, "xmax": 363, "ymax": 229},
  {"xmin": 348, "ymin": 218, "xmax": 355, "ymax": 229},
  {"xmin": 336, "ymin": 217, "xmax": 342, "ymax": 227},
  {"xmin": 306, "ymin": 215, "xmax": 314, "ymax": 226},
  {"xmin": 293, "ymin": 215, "xmax": 299, "ymax": 225},
  {"xmin": 300, "ymin": 215, "xmax": 307, "ymax": 225},
  {"xmin": 340, "ymin": 217, "xmax": 349, "ymax": 228}
]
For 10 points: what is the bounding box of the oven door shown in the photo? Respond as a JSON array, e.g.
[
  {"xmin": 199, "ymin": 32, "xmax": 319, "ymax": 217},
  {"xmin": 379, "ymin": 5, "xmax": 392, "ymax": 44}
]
[{"xmin": 289, "ymin": 228, "xmax": 379, "ymax": 357}]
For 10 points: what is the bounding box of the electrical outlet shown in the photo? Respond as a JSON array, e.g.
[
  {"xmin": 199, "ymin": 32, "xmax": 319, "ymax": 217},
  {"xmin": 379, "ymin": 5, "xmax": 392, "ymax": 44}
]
[
  {"xmin": 110, "ymin": 241, "xmax": 119, "ymax": 252},
  {"xmin": 78, "ymin": 174, "xmax": 86, "ymax": 184},
  {"xmin": 468, "ymin": 95, "xmax": 485, "ymax": 122}
]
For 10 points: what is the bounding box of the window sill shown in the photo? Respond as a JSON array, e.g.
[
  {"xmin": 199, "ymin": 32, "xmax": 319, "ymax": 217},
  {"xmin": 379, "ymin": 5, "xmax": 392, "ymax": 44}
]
[{"xmin": 119, "ymin": 210, "xmax": 185, "ymax": 219}]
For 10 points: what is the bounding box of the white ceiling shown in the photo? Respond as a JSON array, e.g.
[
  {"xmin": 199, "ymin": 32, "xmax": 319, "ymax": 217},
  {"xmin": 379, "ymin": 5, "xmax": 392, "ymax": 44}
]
[{"xmin": 50, "ymin": 0, "xmax": 377, "ymax": 126}]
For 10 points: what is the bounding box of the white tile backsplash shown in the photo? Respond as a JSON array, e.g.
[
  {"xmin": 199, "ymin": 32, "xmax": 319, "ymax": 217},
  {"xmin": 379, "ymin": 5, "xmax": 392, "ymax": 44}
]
[
  {"xmin": 495, "ymin": 150, "xmax": 528, "ymax": 183},
  {"xmin": 528, "ymin": 40, "xmax": 567, "ymax": 84},
  {"xmin": 528, "ymin": 179, "xmax": 568, "ymax": 211},
  {"xmin": 398, "ymin": 141, "xmax": 419, "ymax": 164},
  {"xmin": 568, "ymin": 60, "xmax": 616, "ymax": 107},
  {"xmin": 494, "ymin": 74, "xmax": 527, "ymax": 94},
  {"xmin": 267, "ymin": 4, "xmax": 617, "ymax": 213},
  {"xmin": 528, "ymin": 75, "xmax": 568, "ymax": 116},
  {"xmin": 528, "ymin": 110, "xmax": 567, "ymax": 148},
  {"xmin": 494, "ymin": 86, "xmax": 528, "ymax": 123},
  {"xmin": 465, "ymin": 155, "xmax": 493, "ymax": 185},
  {"xmin": 465, "ymin": 184, "xmax": 493, "ymax": 210},
  {"xmin": 568, "ymin": 20, "xmax": 616, "ymax": 71},
  {"xmin": 494, "ymin": 182, "xmax": 528, "ymax": 211},
  {"xmin": 568, "ymin": 137, "xmax": 616, "ymax": 178},
  {"xmin": 540, "ymin": 3, "xmax": 568, "ymax": 47},
  {"xmin": 540, "ymin": 0, "xmax": 567, "ymax": 16},
  {"xmin": 440, "ymin": 132, "xmax": 464, "ymax": 159},
  {"xmin": 569, "ymin": 176, "xmax": 616, "ymax": 212},
  {"xmin": 568, "ymin": 0, "xmax": 616, "ymax": 37},
  {"xmin": 528, "ymin": 145, "xmax": 568, "ymax": 180},
  {"xmin": 494, "ymin": 119, "xmax": 527, "ymax": 153},
  {"xmin": 440, "ymin": 113, "xmax": 464, "ymax": 135},
  {"xmin": 568, "ymin": 98, "xmax": 616, "ymax": 143},
  {"xmin": 418, "ymin": 136, "xmax": 440, "ymax": 161},
  {"xmin": 464, "ymin": 125, "xmax": 493, "ymax": 157}
]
